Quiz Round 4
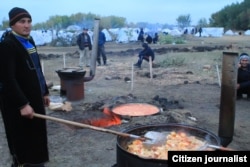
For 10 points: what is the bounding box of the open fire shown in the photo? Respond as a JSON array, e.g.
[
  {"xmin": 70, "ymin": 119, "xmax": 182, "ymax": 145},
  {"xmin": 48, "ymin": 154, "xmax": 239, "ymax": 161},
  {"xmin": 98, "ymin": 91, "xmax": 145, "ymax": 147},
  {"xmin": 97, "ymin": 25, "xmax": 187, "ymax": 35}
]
[{"xmin": 85, "ymin": 107, "xmax": 122, "ymax": 127}]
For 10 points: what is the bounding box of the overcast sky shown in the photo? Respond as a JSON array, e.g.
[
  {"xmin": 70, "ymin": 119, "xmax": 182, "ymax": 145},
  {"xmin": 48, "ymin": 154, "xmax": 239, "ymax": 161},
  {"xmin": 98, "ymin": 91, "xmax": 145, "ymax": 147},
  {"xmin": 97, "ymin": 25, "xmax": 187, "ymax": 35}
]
[{"xmin": 0, "ymin": 0, "xmax": 244, "ymax": 25}]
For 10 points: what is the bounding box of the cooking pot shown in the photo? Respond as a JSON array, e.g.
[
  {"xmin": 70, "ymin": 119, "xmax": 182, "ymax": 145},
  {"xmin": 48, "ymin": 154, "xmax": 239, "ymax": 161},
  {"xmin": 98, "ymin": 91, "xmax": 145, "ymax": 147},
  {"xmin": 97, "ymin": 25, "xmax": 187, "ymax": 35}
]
[{"xmin": 116, "ymin": 123, "xmax": 220, "ymax": 167}]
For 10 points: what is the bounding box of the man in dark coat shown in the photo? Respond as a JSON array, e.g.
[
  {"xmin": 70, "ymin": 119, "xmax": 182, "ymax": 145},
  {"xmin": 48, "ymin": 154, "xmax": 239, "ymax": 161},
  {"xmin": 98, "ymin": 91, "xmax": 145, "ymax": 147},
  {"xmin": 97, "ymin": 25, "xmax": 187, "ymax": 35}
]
[
  {"xmin": 137, "ymin": 28, "xmax": 144, "ymax": 43},
  {"xmin": 153, "ymin": 32, "xmax": 159, "ymax": 44},
  {"xmin": 198, "ymin": 27, "xmax": 202, "ymax": 37},
  {"xmin": 77, "ymin": 28, "xmax": 92, "ymax": 67},
  {"xmin": 0, "ymin": 7, "xmax": 50, "ymax": 167},
  {"xmin": 237, "ymin": 53, "xmax": 250, "ymax": 99},
  {"xmin": 134, "ymin": 43, "xmax": 155, "ymax": 68},
  {"xmin": 145, "ymin": 34, "xmax": 153, "ymax": 44}
]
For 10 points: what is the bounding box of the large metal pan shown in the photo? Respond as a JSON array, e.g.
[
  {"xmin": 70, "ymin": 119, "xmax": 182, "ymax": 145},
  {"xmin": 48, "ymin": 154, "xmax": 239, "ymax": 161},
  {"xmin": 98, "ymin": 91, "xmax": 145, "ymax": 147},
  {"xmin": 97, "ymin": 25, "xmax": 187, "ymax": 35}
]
[
  {"xmin": 116, "ymin": 123, "xmax": 221, "ymax": 167},
  {"xmin": 112, "ymin": 103, "xmax": 160, "ymax": 116}
]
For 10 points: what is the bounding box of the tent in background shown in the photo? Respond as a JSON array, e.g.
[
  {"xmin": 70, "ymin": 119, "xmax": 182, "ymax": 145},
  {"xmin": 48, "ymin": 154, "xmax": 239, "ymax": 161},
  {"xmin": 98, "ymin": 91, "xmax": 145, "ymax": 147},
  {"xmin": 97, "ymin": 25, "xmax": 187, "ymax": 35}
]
[
  {"xmin": 195, "ymin": 27, "xmax": 224, "ymax": 37},
  {"xmin": 102, "ymin": 29, "xmax": 112, "ymax": 41}
]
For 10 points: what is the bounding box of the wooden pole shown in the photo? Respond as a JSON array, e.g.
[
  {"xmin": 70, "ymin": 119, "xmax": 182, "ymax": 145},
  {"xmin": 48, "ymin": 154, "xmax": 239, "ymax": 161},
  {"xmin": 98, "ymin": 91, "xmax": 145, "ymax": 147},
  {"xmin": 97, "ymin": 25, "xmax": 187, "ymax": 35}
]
[
  {"xmin": 131, "ymin": 62, "xmax": 134, "ymax": 92},
  {"xmin": 149, "ymin": 56, "xmax": 153, "ymax": 80},
  {"xmin": 41, "ymin": 60, "xmax": 44, "ymax": 74},
  {"xmin": 216, "ymin": 64, "xmax": 221, "ymax": 87},
  {"xmin": 63, "ymin": 54, "xmax": 66, "ymax": 68}
]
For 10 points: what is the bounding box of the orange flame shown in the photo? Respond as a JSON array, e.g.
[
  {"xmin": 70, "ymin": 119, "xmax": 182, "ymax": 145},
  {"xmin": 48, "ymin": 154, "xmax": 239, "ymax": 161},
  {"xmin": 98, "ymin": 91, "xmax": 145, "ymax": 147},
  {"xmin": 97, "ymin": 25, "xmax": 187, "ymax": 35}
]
[{"xmin": 89, "ymin": 107, "xmax": 122, "ymax": 127}]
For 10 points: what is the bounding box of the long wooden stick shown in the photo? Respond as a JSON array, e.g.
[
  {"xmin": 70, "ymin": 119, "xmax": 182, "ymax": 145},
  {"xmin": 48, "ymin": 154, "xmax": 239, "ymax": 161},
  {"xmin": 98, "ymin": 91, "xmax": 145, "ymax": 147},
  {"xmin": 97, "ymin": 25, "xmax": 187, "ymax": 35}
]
[
  {"xmin": 199, "ymin": 141, "xmax": 235, "ymax": 151},
  {"xmin": 206, "ymin": 144, "xmax": 234, "ymax": 151},
  {"xmin": 33, "ymin": 113, "xmax": 141, "ymax": 139}
]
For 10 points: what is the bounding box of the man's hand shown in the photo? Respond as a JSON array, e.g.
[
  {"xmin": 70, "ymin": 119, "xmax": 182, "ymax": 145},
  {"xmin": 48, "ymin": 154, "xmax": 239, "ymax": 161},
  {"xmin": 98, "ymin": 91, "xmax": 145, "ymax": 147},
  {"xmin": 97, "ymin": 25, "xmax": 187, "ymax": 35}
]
[
  {"xmin": 20, "ymin": 104, "xmax": 34, "ymax": 119},
  {"xmin": 44, "ymin": 95, "xmax": 50, "ymax": 107},
  {"xmin": 237, "ymin": 84, "xmax": 240, "ymax": 90}
]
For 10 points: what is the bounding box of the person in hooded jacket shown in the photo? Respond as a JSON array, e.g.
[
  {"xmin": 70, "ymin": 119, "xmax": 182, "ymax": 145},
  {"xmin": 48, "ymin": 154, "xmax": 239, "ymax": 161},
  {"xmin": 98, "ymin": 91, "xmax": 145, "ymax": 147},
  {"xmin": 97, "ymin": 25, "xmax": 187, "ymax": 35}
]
[
  {"xmin": 134, "ymin": 43, "xmax": 155, "ymax": 68},
  {"xmin": 237, "ymin": 53, "xmax": 250, "ymax": 99},
  {"xmin": 0, "ymin": 7, "xmax": 50, "ymax": 167}
]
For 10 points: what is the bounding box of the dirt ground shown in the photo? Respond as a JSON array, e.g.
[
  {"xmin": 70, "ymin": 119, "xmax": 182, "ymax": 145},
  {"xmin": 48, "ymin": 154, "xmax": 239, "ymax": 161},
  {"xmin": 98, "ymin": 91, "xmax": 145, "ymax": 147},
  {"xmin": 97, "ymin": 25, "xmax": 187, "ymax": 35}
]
[{"xmin": 0, "ymin": 36, "xmax": 250, "ymax": 167}]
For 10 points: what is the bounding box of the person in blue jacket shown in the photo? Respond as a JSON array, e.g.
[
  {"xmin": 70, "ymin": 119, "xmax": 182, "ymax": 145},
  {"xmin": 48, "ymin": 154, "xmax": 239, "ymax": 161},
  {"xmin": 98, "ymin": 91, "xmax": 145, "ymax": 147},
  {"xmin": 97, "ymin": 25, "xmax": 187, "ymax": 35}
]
[
  {"xmin": 134, "ymin": 43, "xmax": 155, "ymax": 68},
  {"xmin": 97, "ymin": 28, "xmax": 107, "ymax": 65}
]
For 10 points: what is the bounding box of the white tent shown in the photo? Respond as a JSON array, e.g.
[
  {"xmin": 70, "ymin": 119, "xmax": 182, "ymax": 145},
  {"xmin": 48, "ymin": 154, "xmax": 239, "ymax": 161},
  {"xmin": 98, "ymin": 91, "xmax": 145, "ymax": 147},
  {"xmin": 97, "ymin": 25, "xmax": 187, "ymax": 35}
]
[
  {"xmin": 30, "ymin": 30, "xmax": 53, "ymax": 46},
  {"xmin": 244, "ymin": 30, "xmax": 250, "ymax": 35},
  {"xmin": 66, "ymin": 25, "xmax": 81, "ymax": 31},
  {"xmin": 108, "ymin": 28, "xmax": 119, "ymax": 35},
  {"xmin": 162, "ymin": 28, "xmax": 171, "ymax": 34},
  {"xmin": 115, "ymin": 28, "xmax": 139, "ymax": 43},
  {"xmin": 102, "ymin": 29, "xmax": 112, "ymax": 41},
  {"xmin": 128, "ymin": 28, "xmax": 140, "ymax": 41},
  {"xmin": 116, "ymin": 28, "xmax": 129, "ymax": 43},
  {"xmin": 169, "ymin": 29, "xmax": 182, "ymax": 36},
  {"xmin": 161, "ymin": 28, "xmax": 182, "ymax": 36},
  {"xmin": 195, "ymin": 27, "xmax": 224, "ymax": 37},
  {"xmin": 224, "ymin": 29, "xmax": 236, "ymax": 36}
]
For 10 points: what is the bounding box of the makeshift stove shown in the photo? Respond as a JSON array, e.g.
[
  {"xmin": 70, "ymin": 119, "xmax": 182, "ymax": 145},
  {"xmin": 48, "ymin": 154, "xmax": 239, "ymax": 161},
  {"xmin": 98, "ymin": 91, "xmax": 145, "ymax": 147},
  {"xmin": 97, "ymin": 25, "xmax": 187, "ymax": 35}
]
[
  {"xmin": 56, "ymin": 67, "xmax": 86, "ymax": 101},
  {"xmin": 55, "ymin": 18, "xmax": 100, "ymax": 101}
]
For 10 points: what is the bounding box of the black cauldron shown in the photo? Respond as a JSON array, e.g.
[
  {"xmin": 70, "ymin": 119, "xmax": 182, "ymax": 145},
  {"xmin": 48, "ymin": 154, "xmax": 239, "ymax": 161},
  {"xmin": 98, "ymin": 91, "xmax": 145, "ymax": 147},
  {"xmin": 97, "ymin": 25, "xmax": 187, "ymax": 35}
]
[{"xmin": 116, "ymin": 123, "xmax": 220, "ymax": 167}]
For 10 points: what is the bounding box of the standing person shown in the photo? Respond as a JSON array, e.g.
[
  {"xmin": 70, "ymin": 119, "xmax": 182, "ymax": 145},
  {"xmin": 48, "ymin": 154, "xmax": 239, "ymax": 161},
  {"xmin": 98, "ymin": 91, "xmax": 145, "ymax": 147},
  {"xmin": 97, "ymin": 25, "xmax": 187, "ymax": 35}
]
[
  {"xmin": 97, "ymin": 28, "xmax": 107, "ymax": 66},
  {"xmin": 0, "ymin": 7, "xmax": 50, "ymax": 167},
  {"xmin": 237, "ymin": 53, "xmax": 250, "ymax": 99},
  {"xmin": 198, "ymin": 27, "xmax": 202, "ymax": 37},
  {"xmin": 134, "ymin": 43, "xmax": 155, "ymax": 68},
  {"xmin": 137, "ymin": 27, "xmax": 144, "ymax": 43},
  {"xmin": 77, "ymin": 28, "xmax": 92, "ymax": 67},
  {"xmin": 153, "ymin": 32, "xmax": 159, "ymax": 44},
  {"xmin": 145, "ymin": 33, "xmax": 153, "ymax": 44}
]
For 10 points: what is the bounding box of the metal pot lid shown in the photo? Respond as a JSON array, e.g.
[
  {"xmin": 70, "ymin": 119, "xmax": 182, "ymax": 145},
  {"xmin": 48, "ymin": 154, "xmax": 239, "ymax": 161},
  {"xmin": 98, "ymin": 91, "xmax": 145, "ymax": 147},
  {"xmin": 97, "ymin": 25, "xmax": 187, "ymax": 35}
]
[
  {"xmin": 112, "ymin": 103, "xmax": 159, "ymax": 116},
  {"xmin": 56, "ymin": 67, "xmax": 86, "ymax": 79},
  {"xmin": 56, "ymin": 67, "xmax": 85, "ymax": 73}
]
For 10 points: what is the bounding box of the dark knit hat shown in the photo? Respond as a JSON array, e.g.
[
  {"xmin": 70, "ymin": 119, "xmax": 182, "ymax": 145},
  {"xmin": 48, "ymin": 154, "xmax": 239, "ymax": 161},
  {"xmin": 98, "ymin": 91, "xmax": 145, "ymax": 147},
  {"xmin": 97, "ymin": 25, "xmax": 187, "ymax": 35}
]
[
  {"xmin": 239, "ymin": 53, "xmax": 250, "ymax": 61},
  {"xmin": 9, "ymin": 7, "xmax": 32, "ymax": 26}
]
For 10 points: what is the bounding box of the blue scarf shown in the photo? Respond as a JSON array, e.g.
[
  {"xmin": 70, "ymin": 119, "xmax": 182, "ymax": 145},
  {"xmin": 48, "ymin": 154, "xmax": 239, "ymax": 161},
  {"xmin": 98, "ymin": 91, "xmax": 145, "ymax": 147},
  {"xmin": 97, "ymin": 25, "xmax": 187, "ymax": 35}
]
[{"xmin": 13, "ymin": 32, "xmax": 47, "ymax": 95}]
